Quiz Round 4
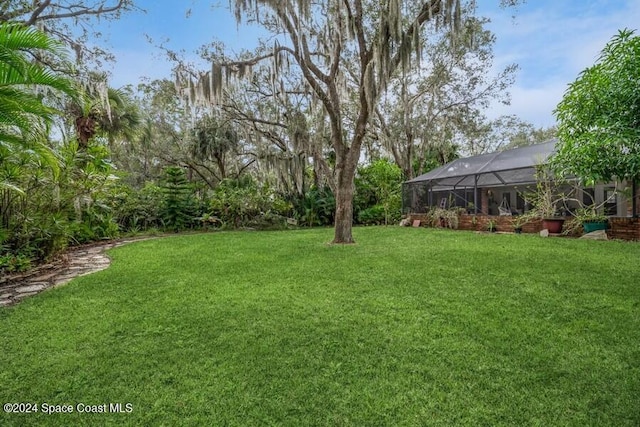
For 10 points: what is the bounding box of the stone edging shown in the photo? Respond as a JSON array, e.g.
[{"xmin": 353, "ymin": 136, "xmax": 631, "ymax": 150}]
[{"xmin": 0, "ymin": 238, "xmax": 151, "ymax": 308}]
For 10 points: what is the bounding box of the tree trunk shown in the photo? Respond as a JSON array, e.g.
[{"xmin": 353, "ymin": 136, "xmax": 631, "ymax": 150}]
[
  {"xmin": 332, "ymin": 162, "xmax": 356, "ymax": 244},
  {"xmin": 331, "ymin": 75, "xmax": 369, "ymax": 244},
  {"xmin": 75, "ymin": 116, "xmax": 96, "ymax": 149},
  {"xmin": 216, "ymin": 154, "xmax": 226, "ymax": 180},
  {"xmin": 332, "ymin": 126, "xmax": 363, "ymax": 243}
]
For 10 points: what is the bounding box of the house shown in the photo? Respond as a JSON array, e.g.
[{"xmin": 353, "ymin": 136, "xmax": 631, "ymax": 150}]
[{"xmin": 402, "ymin": 140, "xmax": 639, "ymax": 219}]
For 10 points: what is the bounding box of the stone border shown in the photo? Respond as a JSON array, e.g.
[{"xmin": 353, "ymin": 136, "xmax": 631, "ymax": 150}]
[{"xmin": 0, "ymin": 238, "xmax": 152, "ymax": 307}]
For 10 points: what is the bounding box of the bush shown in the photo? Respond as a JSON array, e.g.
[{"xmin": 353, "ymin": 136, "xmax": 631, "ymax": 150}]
[
  {"xmin": 357, "ymin": 205, "xmax": 386, "ymax": 225},
  {"xmin": 293, "ymin": 187, "xmax": 335, "ymax": 227},
  {"xmin": 0, "ymin": 253, "xmax": 32, "ymax": 273},
  {"xmin": 209, "ymin": 178, "xmax": 293, "ymax": 229},
  {"xmin": 111, "ymin": 183, "xmax": 165, "ymax": 232},
  {"xmin": 246, "ymin": 212, "xmax": 289, "ymax": 230},
  {"xmin": 160, "ymin": 167, "xmax": 199, "ymax": 231},
  {"xmin": 355, "ymin": 159, "xmax": 403, "ymax": 225},
  {"xmin": 429, "ymin": 208, "xmax": 461, "ymax": 229}
]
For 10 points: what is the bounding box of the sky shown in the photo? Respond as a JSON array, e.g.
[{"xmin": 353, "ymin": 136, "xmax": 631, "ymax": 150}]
[{"xmin": 95, "ymin": 0, "xmax": 640, "ymax": 128}]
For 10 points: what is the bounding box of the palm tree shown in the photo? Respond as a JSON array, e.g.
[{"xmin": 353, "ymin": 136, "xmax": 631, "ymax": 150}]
[
  {"xmin": 99, "ymin": 87, "xmax": 142, "ymax": 148},
  {"xmin": 0, "ymin": 22, "xmax": 75, "ymax": 194},
  {"xmin": 0, "ymin": 22, "xmax": 76, "ymax": 233},
  {"xmin": 0, "ymin": 23, "xmax": 75, "ymax": 146},
  {"xmin": 67, "ymin": 73, "xmax": 141, "ymax": 150}
]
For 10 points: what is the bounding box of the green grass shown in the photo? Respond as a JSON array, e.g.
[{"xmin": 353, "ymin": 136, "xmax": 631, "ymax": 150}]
[{"xmin": 1, "ymin": 227, "xmax": 639, "ymax": 426}]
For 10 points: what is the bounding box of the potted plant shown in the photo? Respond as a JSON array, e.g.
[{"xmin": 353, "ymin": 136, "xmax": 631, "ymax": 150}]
[
  {"xmin": 574, "ymin": 208, "xmax": 609, "ymax": 233},
  {"xmin": 522, "ymin": 169, "xmax": 566, "ymax": 234},
  {"xmin": 560, "ymin": 184, "xmax": 616, "ymax": 235}
]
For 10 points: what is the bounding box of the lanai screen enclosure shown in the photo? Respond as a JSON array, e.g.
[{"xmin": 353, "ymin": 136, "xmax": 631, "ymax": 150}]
[
  {"xmin": 403, "ymin": 140, "xmax": 639, "ymax": 217},
  {"xmin": 402, "ymin": 141, "xmax": 557, "ymax": 215}
]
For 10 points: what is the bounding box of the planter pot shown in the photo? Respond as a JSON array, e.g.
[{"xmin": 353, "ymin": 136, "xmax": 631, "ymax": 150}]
[
  {"xmin": 542, "ymin": 218, "xmax": 565, "ymax": 234},
  {"xmin": 583, "ymin": 220, "xmax": 608, "ymax": 233}
]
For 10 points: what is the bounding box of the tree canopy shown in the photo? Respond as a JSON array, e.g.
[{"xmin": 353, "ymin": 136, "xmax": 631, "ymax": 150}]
[
  {"xmin": 177, "ymin": 0, "xmax": 523, "ymax": 244},
  {"xmin": 373, "ymin": 13, "xmax": 517, "ymax": 178},
  {"xmin": 0, "ymin": 0, "xmax": 136, "ymax": 65},
  {"xmin": 553, "ymin": 29, "xmax": 640, "ymax": 184}
]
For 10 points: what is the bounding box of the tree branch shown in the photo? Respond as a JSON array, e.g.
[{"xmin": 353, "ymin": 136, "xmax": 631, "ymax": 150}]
[
  {"xmin": 235, "ymin": 158, "xmax": 256, "ymax": 178},
  {"xmin": 384, "ymin": 0, "xmax": 443, "ymax": 90},
  {"xmin": 23, "ymin": 0, "xmax": 128, "ymax": 26},
  {"xmin": 25, "ymin": 0, "xmax": 52, "ymax": 25}
]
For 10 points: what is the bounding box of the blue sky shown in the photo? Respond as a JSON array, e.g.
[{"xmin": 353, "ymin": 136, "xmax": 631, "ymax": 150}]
[{"xmin": 97, "ymin": 0, "xmax": 640, "ymax": 128}]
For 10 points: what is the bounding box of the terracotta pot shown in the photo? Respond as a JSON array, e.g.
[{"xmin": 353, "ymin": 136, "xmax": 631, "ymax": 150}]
[{"xmin": 542, "ymin": 218, "xmax": 565, "ymax": 234}]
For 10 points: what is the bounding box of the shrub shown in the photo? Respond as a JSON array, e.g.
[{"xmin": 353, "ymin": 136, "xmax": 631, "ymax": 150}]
[
  {"xmin": 294, "ymin": 187, "xmax": 335, "ymax": 227},
  {"xmin": 357, "ymin": 205, "xmax": 386, "ymax": 225},
  {"xmin": 0, "ymin": 253, "xmax": 32, "ymax": 273},
  {"xmin": 246, "ymin": 212, "xmax": 289, "ymax": 230},
  {"xmin": 428, "ymin": 208, "xmax": 461, "ymax": 229},
  {"xmin": 160, "ymin": 167, "xmax": 199, "ymax": 231},
  {"xmin": 209, "ymin": 178, "xmax": 292, "ymax": 229},
  {"xmin": 355, "ymin": 159, "xmax": 403, "ymax": 225},
  {"xmin": 111, "ymin": 182, "xmax": 165, "ymax": 232}
]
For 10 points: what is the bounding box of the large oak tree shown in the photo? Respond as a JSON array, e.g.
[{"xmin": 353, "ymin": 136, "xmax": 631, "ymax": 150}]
[{"xmin": 182, "ymin": 0, "xmax": 522, "ymax": 243}]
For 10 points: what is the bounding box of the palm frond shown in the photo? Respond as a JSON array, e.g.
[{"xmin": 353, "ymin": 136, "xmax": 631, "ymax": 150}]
[
  {"xmin": 0, "ymin": 22, "xmax": 76, "ymax": 152},
  {"xmin": 0, "ymin": 180, "xmax": 25, "ymax": 194}
]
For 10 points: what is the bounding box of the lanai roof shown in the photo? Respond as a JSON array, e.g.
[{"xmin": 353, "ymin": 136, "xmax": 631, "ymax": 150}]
[{"xmin": 406, "ymin": 140, "xmax": 557, "ymax": 189}]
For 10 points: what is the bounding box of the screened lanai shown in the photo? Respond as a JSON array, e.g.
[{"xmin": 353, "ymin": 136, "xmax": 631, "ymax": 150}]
[{"xmin": 402, "ymin": 140, "xmax": 557, "ymax": 214}]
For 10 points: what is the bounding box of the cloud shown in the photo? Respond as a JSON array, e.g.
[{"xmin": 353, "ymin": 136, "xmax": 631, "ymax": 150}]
[
  {"xmin": 489, "ymin": 81, "xmax": 569, "ymax": 127},
  {"xmin": 97, "ymin": 1, "xmax": 266, "ymax": 88},
  {"xmin": 482, "ymin": 0, "xmax": 640, "ymax": 126},
  {"xmin": 101, "ymin": 0, "xmax": 640, "ymax": 128}
]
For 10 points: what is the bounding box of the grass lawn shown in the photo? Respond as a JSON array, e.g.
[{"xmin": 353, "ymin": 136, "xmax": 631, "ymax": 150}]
[{"xmin": 1, "ymin": 227, "xmax": 639, "ymax": 426}]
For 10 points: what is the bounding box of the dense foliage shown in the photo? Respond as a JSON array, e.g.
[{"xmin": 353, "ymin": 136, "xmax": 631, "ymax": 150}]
[
  {"xmin": 0, "ymin": 2, "xmax": 534, "ymax": 271},
  {"xmin": 355, "ymin": 159, "xmax": 403, "ymax": 225},
  {"xmin": 553, "ymin": 29, "xmax": 640, "ymax": 184},
  {"xmin": 179, "ymin": 0, "xmax": 523, "ymax": 244}
]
